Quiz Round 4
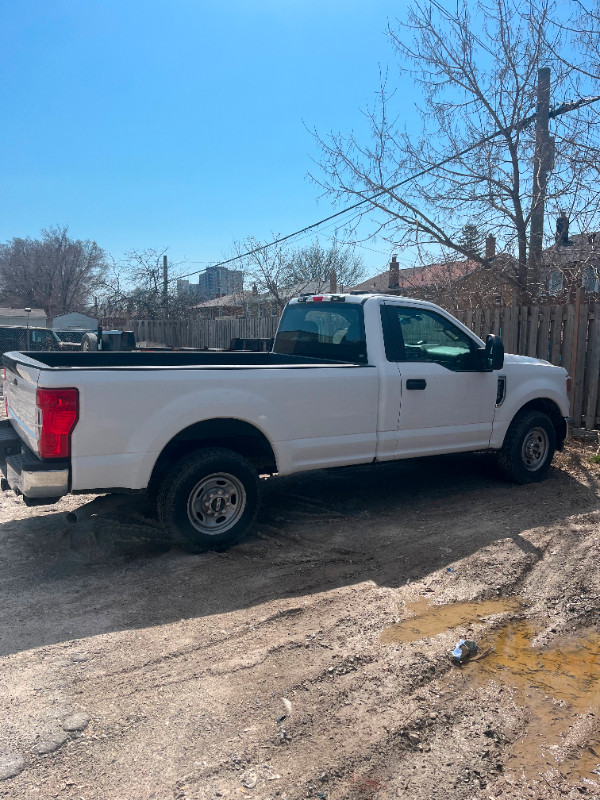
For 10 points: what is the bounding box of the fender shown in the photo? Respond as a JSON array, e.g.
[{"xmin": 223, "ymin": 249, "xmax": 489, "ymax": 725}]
[{"xmin": 490, "ymin": 367, "xmax": 569, "ymax": 450}]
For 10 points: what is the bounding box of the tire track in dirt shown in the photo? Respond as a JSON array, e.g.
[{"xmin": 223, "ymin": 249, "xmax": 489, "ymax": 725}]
[{"xmin": 1, "ymin": 446, "xmax": 599, "ymax": 798}]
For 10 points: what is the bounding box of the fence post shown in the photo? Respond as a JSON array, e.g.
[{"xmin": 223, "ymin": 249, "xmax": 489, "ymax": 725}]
[
  {"xmin": 492, "ymin": 307, "xmax": 500, "ymax": 336},
  {"xmin": 526, "ymin": 306, "xmax": 538, "ymax": 357},
  {"xmin": 570, "ymin": 287, "xmax": 585, "ymax": 420},
  {"xmin": 536, "ymin": 306, "xmax": 551, "ymax": 360},
  {"xmin": 549, "ymin": 305, "xmax": 562, "ymax": 365},
  {"xmin": 585, "ymin": 302, "xmax": 600, "ymax": 429}
]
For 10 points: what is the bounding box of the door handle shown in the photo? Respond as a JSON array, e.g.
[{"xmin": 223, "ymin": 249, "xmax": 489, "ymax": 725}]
[{"xmin": 406, "ymin": 379, "xmax": 426, "ymax": 390}]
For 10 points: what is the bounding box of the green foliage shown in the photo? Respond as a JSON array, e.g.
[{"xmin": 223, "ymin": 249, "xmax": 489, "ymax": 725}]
[{"xmin": 457, "ymin": 224, "xmax": 484, "ymax": 260}]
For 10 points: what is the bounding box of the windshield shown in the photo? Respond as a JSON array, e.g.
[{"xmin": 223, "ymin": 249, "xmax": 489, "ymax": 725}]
[{"xmin": 273, "ymin": 303, "xmax": 367, "ymax": 363}]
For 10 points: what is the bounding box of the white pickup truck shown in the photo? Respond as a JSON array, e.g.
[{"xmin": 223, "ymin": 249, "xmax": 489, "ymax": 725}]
[{"xmin": 0, "ymin": 293, "xmax": 572, "ymax": 550}]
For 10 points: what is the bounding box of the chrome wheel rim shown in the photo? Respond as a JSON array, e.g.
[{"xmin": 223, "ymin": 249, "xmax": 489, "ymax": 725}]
[
  {"xmin": 187, "ymin": 472, "xmax": 246, "ymax": 535},
  {"xmin": 521, "ymin": 427, "xmax": 549, "ymax": 471}
]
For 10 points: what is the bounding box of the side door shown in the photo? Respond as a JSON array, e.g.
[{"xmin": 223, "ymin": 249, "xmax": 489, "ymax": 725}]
[{"xmin": 381, "ymin": 303, "xmax": 498, "ymax": 456}]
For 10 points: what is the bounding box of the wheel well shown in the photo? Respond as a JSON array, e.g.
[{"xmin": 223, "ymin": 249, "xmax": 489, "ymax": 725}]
[
  {"xmin": 149, "ymin": 419, "xmax": 277, "ymax": 490},
  {"xmin": 516, "ymin": 398, "xmax": 567, "ymax": 449}
]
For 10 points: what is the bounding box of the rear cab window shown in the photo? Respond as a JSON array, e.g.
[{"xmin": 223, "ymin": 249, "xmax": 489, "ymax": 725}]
[{"xmin": 274, "ymin": 302, "xmax": 367, "ymax": 363}]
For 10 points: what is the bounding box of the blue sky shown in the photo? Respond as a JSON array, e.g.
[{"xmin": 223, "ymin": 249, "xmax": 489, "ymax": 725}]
[{"xmin": 1, "ymin": 0, "xmax": 419, "ymax": 280}]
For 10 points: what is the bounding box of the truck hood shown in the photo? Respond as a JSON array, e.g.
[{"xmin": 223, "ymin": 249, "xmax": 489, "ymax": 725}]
[
  {"xmin": 504, "ymin": 353, "xmax": 568, "ymax": 376},
  {"xmin": 504, "ymin": 353, "xmax": 558, "ymax": 368}
]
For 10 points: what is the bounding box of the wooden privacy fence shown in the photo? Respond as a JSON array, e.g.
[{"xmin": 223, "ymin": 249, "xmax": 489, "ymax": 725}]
[
  {"xmin": 124, "ymin": 293, "xmax": 600, "ymax": 429},
  {"xmin": 453, "ymin": 294, "xmax": 599, "ymax": 429},
  {"xmin": 129, "ymin": 316, "xmax": 280, "ymax": 351}
]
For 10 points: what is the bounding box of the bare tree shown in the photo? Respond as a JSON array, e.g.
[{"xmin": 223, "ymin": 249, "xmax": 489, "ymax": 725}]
[
  {"xmin": 0, "ymin": 225, "xmax": 106, "ymax": 316},
  {"xmin": 234, "ymin": 237, "xmax": 294, "ymax": 312},
  {"xmin": 121, "ymin": 248, "xmax": 168, "ymax": 295},
  {"xmin": 289, "ymin": 240, "xmax": 365, "ymax": 291},
  {"xmin": 312, "ymin": 0, "xmax": 600, "ymax": 301},
  {"xmin": 96, "ymin": 249, "xmax": 198, "ymax": 321},
  {"xmin": 546, "ymin": 0, "xmax": 600, "ymax": 80},
  {"xmin": 237, "ymin": 238, "xmax": 365, "ymax": 311}
]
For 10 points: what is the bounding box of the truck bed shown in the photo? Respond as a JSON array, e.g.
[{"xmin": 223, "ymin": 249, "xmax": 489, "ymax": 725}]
[
  {"xmin": 3, "ymin": 350, "xmax": 356, "ymax": 370},
  {"xmin": 2, "ymin": 344, "xmax": 379, "ymax": 491}
]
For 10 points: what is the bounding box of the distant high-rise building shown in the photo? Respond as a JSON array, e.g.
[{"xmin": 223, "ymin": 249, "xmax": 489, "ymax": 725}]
[
  {"xmin": 198, "ymin": 266, "xmax": 243, "ymax": 299},
  {"xmin": 177, "ymin": 267, "xmax": 243, "ymax": 300}
]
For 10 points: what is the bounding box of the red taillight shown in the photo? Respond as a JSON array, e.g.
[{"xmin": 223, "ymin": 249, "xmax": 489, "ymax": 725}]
[
  {"xmin": 566, "ymin": 376, "xmax": 573, "ymax": 396},
  {"xmin": 312, "ymin": 296, "xmax": 324, "ymax": 302},
  {"xmin": 36, "ymin": 388, "xmax": 79, "ymax": 459}
]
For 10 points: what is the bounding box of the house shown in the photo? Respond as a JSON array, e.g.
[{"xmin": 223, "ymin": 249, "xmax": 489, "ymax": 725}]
[
  {"xmin": 351, "ymin": 237, "xmax": 516, "ymax": 309},
  {"xmin": 52, "ymin": 312, "xmax": 98, "ymax": 331},
  {"xmin": 0, "ymin": 307, "xmax": 47, "ymax": 327},
  {"xmin": 542, "ymin": 215, "xmax": 600, "ymax": 299},
  {"xmin": 193, "ymin": 290, "xmax": 258, "ymax": 320}
]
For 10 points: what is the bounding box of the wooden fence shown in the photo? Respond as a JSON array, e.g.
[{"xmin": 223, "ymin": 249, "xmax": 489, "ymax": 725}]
[
  {"xmin": 128, "ymin": 316, "xmax": 280, "ymax": 350},
  {"xmin": 123, "ymin": 292, "xmax": 600, "ymax": 428},
  {"xmin": 454, "ymin": 292, "xmax": 599, "ymax": 429}
]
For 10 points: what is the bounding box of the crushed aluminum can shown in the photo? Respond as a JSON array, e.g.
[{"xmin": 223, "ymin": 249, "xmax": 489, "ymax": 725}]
[{"xmin": 451, "ymin": 639, "xmax": 478, "ymax": 665}]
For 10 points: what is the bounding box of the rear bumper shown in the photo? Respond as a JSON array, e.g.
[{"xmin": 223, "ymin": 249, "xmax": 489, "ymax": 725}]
[
  {"xmin": 0, "ymin": 419, "xmax": 69, "ymax": 501},
  {"xmin": 5, "ymin": 453, "xmax": 69, "ymax": 498}
]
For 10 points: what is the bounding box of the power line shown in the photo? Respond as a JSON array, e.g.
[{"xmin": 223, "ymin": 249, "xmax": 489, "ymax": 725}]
[{"xmin": 172, "ymin": 92, "xmax": 600, "ymax": 284}]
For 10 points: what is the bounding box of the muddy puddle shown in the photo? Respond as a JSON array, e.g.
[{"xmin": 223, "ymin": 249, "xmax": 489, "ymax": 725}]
[
  {"xmin": 474, "ymin": 621, "xmax": 600, "ymax": 784},
  {"xmin": 380, "ymin": 597, "xmax": 521, "ymax": 644},
  {"xmin": 381, "ymin": 599, "xmax": 600, "ymax": 785}
]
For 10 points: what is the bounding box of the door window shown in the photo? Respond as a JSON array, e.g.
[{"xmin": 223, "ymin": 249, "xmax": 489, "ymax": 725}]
[
  {"xmin": 382, "ymin": 305, "xmax": 480, "ymax": 371},
  {"xmin": 30, "ymin": 329, "xmax": 56, "ymax": 350}
]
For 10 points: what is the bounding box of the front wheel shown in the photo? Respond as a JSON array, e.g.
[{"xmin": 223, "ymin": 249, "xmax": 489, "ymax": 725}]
[
  {"xmin": 497, "ymin": 410, "xmax": 556, "ymax": 484},
  {"xmin": 157, "ymin": 448, "xmax": 260, "ymax": 551}
]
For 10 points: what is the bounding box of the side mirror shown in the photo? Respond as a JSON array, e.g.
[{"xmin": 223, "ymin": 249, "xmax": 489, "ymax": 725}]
[{"xmin": 485, "ymin": 334, "xmax": 504, "ymax": 371}]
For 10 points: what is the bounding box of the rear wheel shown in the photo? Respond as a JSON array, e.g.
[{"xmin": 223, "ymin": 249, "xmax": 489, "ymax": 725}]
[
  {"xmin": 157, "ymin": 448, "xmax": 260, "ymax": 551},
  {"xmin": 498, "ymin": 410, "xmax": 556, "ymax": 484}
]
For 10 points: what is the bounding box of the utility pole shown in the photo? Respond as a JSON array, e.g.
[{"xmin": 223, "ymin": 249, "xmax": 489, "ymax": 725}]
[
  {"xmin": 162, "ymin": 255, "xmax": 169, "ymax": 315},
  {"xmin": 527, "ymin": 67, "xmax": 553, "ymax": 302}
]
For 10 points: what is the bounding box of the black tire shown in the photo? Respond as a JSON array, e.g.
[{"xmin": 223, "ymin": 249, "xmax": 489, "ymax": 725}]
[
  {"xmin": 498, "ymin": 410, "xmax": 556, "ymax": 484},
  {"xmin": 156, "ymin": 448, "xmax": 260, "ymax": 551},
  {"xmin": 81, "ymin": 332, "xmax": 98, "ymax": 351}
]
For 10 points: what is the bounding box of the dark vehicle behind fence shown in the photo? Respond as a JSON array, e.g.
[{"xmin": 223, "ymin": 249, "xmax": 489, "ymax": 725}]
[{"xmin": 0, "ymin": 326, "xmax": 67, "ymax": 355}]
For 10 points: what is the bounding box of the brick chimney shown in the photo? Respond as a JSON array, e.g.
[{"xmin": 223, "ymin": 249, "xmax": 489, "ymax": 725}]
[
  {"xmin": 388, "ymin": 254, "xmax": 400, "ymax": 290},
  {"xmin": 485, "ymin": 234, "xmax": 496, "ymax": 259},
  {"xmin": 329, "ymin": 269, "xmax": 337, "ymax": 294},
  {"xmin": 556, "ymin": 212, "xmax": 570, "ymax": 246}
]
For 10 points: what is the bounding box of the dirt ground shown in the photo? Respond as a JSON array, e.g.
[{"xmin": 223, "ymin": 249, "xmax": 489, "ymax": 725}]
[{"xmin": 0, "ymin": 443, "xmax": 599, "ymax": 800}]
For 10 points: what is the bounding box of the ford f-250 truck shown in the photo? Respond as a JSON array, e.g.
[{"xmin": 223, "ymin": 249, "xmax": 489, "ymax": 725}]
[{"xmin": 0, "ymin": 293, "xmax": 572, "ymax": 551}]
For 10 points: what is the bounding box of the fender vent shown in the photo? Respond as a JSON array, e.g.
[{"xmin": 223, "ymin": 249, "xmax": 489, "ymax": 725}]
[{"xmin": 496, "ymin": 376, "xmax": 507, "ymax": 406}]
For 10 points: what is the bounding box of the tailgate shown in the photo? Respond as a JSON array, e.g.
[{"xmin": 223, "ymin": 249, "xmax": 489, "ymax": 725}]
[{"xmin": 2, "ymin": 352, "xmax": 42, "ymax": 455}]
